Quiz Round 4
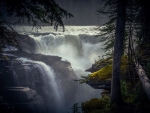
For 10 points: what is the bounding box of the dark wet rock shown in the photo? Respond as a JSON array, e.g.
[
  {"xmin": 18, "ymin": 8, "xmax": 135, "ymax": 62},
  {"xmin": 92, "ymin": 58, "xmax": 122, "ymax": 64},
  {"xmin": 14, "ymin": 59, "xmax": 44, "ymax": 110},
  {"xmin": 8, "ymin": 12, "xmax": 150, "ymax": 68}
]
[
  {"xmin": 5, "ymin": 51, "xmax": 67, "ymax": 66},
  {"xmin": 0, "ymin": 51, "xmax": 78, "ymax": 112},
  {"xmin": 0, "ymin": 59, "xmax": 19, "ymax": 87},
  {"xmin": 0, "ymin": 87, "xmax": 37, "ymax": 103},
  {"xmin": 86, "ymin": 79, "xmax": 111, "ymax": 90},
  {"xmin": 0, "ymin": 87, "xmax": 46, "ymax": 113},
  {"xmin": 19, "ymin": 34, "xmax": 37, "ymax": 53},
  {"xmin": 30, "ymin": 32, "xmax": 57, "ymax": 36},
  {"xmin": 86, "ymin": 79, "xmax": 111, "ymax": 86}
]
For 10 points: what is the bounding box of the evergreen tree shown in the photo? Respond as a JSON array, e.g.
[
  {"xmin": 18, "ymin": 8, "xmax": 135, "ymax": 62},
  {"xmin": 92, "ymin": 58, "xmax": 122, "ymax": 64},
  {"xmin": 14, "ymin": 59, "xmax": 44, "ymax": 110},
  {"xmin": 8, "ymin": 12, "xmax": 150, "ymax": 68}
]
[
  {"xmin": 111, "ymin": 0, "xmax": 126, "ymax": 105},
  {"xmin": 97, "ymin": 0, "xmax": 126, "ymax": 105},
  {"xmin": 97, "ymin": 0, "xmax": 150, "ymax": 104},
  {"xmin": 0, "ymin": 0, "xmax": 73, "ymax": 51}
]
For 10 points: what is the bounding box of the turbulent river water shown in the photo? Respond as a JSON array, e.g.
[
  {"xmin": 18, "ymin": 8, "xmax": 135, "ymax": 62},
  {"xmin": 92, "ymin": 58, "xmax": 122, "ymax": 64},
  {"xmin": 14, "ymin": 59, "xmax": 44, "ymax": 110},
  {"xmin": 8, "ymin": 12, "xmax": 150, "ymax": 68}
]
[{"xmin": 14, "ymin": 25, "xmax": 105, "ymax": 113}]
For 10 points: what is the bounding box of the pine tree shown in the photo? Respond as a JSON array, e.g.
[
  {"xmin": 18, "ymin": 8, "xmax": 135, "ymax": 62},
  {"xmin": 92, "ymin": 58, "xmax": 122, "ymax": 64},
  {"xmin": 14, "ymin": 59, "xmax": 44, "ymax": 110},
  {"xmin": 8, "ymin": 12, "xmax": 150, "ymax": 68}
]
[
  {"xmin": 111, "ymin": 0, "xmax": 126, "ymax": 105},
  {"xmin": 0, "ymin": 0, "xmax": 73, "ymax": 51}
]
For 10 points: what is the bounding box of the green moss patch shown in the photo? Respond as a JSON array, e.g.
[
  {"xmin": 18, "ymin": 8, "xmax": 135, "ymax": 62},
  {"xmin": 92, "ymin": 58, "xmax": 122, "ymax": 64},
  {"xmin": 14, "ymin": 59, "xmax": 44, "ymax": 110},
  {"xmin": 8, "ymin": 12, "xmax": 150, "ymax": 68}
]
[{"xmin": 88, "ymin": 55, "xmax": 128, "ymax": 81}]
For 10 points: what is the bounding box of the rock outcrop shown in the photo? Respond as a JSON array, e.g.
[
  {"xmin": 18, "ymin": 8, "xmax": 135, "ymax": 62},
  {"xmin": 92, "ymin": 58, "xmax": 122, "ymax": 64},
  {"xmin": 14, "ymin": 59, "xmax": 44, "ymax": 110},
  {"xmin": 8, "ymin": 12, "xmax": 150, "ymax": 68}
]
[
  {"xmin": 0, "ymin": 51, "xmax": 78, "ymax": 112},
  {"xmin": 19, "ymin": 34, "xmax": 37, "ymax": 53},
  {"xmin": 0, "ymin": 87, "xmax": 46, "ymax": 113},
  {"xmin": 84, "ymin": 56, "xmax": 128, "ymax": 90}
]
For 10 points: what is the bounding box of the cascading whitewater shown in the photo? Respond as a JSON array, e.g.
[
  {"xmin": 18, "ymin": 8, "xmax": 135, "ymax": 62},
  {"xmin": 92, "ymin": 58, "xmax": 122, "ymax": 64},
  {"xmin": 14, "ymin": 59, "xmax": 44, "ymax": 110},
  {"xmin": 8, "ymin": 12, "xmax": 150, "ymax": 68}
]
[
  {"xmin": 17, "ymin": 58, "xmax": 62, "ymax": 111},
  {"xmin": 30, "ymin": 34, "xmax": 84, "ymax": 59},
  {"xmin": 29, "ymin": 32, "xmax": 104, "ymax": 72}
]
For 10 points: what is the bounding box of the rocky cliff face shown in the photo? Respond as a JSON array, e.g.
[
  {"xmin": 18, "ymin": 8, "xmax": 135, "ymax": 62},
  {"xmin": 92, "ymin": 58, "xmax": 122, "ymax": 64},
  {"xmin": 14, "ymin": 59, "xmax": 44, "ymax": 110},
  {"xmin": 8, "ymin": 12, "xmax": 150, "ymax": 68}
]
[
  {"xmin": 18, "ymin": 34, "xmax": 37, "ymax": 53},
  {"xmin": 0, "ymin": 51, "xmax": 78, "ymax": 112},
  {"xmin": 0, "ymin": 87, "xmax": 46, "ymax": 113}
]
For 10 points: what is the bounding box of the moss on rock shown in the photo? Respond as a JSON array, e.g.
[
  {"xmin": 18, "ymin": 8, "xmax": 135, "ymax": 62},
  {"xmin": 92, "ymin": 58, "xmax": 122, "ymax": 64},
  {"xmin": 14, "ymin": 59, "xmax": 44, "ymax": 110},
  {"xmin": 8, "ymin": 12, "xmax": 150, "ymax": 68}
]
[
  {"xmin": 90, "ymin": 65, "xmax": 112, "ymax": 80},
  {"xmin": 87, "ymin": 55, "xmax": 128, "ymax": 81}
]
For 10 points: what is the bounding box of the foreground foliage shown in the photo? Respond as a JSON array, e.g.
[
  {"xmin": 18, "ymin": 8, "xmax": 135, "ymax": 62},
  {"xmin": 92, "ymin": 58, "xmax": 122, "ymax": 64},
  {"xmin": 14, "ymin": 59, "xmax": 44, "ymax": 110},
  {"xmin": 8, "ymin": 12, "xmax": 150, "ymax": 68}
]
[
  {"xmin": 79, "ymin": 80, "xmax": 150, "ymax": 113},
  {"xmin": 0, "ymin": 0, "xmax": 73, "ymax": 51}
]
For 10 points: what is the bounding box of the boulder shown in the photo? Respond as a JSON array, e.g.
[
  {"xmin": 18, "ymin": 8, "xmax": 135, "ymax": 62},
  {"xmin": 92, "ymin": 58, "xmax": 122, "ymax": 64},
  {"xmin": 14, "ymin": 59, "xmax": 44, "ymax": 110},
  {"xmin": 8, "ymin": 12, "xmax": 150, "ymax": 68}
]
[
  {"xmin": 0, "ymin": 87, "xmax": 46, "ymax": 113},
  {"xmin": 0, "ymin": 59, "xmax": 19, "ymax": 87},
  {"xmin": 84, "ymin": 55, "xmax": 128, "ymax": 90}
]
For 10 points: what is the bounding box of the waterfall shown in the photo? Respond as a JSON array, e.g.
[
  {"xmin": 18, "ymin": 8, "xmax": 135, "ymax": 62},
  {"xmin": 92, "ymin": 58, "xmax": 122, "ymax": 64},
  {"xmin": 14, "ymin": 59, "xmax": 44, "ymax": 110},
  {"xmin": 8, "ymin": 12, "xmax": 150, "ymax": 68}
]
[
  {"xmin": 29, "ymin": 33, "xmax": 84, "ymax": 58},
  {"xmin": 17, "ymin": 58, "xmax": 62, "ymax": 112},
  {"xmin": 28, "ymin": 31, "xmax": 105, "ymax": 80},
  {"xmin": 30, "ymin": 33, "xmax": 103, "ymax": 66},
  {"xmin": 8, "ymin": 57, "xmax": 20, "ymax": 86},
  {"xmin": 14, "ymin": 26, "xmax": 105, "ymax": 113},
  {"xmin": 33, "ymin": 61, "xmax": 62, "ymax": 102}
]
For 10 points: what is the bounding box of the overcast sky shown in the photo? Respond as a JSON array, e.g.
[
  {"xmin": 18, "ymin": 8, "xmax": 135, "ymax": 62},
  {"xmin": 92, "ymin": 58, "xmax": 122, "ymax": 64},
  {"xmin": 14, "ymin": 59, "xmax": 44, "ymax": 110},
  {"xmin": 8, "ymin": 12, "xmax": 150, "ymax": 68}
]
[
  {"xmin": 55, "ymin": 0, "xmax": 108, "ymax": 25},
  {"xmin": 0, "ymin": 0, "xmax": 108, "ymax": 26}
]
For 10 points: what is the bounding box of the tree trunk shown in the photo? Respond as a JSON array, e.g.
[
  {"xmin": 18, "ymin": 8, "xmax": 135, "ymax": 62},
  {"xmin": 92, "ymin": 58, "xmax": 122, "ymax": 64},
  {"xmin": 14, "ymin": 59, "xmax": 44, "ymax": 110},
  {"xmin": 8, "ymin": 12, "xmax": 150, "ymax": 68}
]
[
  {"xmin": 111, "ymin": 0, "xmax": 126, "ymax": 105},
  {"xmin": 136, "ymin": 64, "xmax": 150, "ymax": 101}
]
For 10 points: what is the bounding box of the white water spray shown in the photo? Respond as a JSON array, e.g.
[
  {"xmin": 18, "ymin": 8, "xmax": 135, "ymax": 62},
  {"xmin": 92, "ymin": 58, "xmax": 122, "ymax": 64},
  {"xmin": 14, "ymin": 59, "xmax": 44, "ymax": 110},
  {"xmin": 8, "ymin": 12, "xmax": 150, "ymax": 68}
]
[
  {"xmin": 17, "ymin": 58, "xmax": 62, "ymax": 106},
  {"xmin": 29, "ymin": 30, "xmax": 105, "ymax": 80}
]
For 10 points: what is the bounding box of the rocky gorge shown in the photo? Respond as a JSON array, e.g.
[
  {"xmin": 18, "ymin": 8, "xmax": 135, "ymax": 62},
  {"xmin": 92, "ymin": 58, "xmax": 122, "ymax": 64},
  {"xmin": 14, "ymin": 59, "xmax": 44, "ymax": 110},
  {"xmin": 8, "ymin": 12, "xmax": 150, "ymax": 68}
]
[
  {"xmin": 0, "ymin": 26, "xmax": 104, "ymax": 113},
  {"xmin": 0, "ymin": 51, "xmax": 78, "ymax": 113}
]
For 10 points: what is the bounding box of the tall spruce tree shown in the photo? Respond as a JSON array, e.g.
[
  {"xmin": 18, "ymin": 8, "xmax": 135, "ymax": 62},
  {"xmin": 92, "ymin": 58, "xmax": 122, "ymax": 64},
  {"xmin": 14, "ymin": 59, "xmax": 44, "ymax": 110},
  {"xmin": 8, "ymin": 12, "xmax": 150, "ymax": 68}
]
[
  {"xmin": 111, "ymin": 0, "xmax": 126, "ymax": 105},
  {"xmin": 97, "ymin": 0, "xmax": 126, "ymax": 105}
]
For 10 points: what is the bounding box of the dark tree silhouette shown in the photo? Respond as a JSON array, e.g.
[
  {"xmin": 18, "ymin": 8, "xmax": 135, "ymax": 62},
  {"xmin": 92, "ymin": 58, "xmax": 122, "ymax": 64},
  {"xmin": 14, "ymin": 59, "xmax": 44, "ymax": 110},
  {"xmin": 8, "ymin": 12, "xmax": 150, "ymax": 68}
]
[
  {"xmin": 110, "ymin": 0, "xmax": 126, "ymax": 105},
  {"xmin": 0, "ymin": 0, "xmax": 73, "ymax": 51}
]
